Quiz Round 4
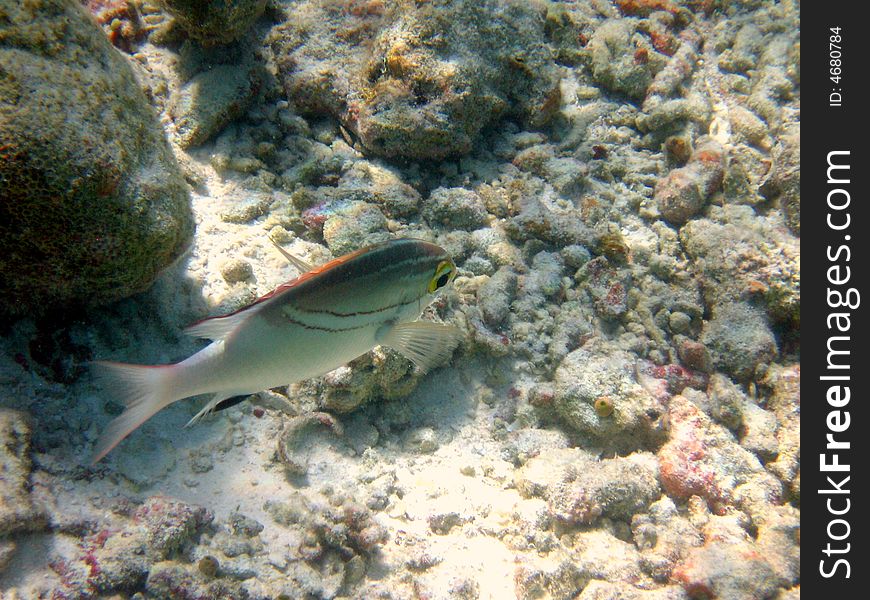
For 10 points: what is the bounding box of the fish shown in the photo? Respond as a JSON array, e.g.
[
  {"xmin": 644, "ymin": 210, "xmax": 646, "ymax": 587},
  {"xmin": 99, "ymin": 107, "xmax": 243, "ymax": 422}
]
[{"xmin": 90, "ymin": 238, "xmax": 461, "ymax": 464}]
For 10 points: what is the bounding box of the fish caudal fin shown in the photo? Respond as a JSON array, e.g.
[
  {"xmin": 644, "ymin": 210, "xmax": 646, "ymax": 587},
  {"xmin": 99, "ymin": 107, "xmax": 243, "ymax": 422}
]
[{"xmin": 90, "ymin": 361, "xmax": 176, "ymax": 464}]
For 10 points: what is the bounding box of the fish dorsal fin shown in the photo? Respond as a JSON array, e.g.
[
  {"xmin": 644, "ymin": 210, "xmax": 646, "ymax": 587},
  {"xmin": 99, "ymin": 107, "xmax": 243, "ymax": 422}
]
[
  {"xmin": 269, "ymin": 237, "xmax": 315, "ymax": 273},
  {"xmin": 382, "ymin": 321, "xmax": 462, "ymax": 373},
  {"xmin": 184, "ymin": 310, "xmax": 255, "ymax": 341}
]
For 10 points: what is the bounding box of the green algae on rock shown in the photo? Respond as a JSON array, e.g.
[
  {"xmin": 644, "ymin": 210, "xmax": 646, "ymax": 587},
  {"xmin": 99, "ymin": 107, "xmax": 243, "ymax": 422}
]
[
  {"xmin": 271, "ymin": 0, "xmax": 561, "ymax": 160},
  {"xmin": 0, "ymin": 0, "xmax": 193, "ymax": 316}
]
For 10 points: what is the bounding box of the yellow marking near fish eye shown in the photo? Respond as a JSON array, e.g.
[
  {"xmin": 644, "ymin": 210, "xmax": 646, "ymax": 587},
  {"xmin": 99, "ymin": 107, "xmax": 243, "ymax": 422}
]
[{"xmin": 428, "ymin": 260, "xmax": 455, "ymax": 293}]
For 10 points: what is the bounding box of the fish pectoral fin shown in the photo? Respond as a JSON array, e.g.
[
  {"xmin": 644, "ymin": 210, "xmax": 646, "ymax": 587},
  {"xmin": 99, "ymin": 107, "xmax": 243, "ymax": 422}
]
[
  {"xmin": 269, "ymin": 236, "xmax": 315, "ymax": 273},
  {"xmin": 383, "ymin": 321, "xmax": 462, "ymax": 373},
  {"xmin": 185, "ymin": 392, "xmax": 235, "ymax": 428}
]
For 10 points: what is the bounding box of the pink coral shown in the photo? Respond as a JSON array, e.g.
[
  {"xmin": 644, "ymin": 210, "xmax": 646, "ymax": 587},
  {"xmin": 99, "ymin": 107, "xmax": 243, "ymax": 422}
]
[{"xmin": 658, "ymin": 396, "xmax": 764, "ymax": 513}]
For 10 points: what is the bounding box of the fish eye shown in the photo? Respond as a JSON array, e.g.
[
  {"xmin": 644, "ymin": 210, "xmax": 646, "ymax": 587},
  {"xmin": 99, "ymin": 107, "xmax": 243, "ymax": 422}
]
[{"xmin": 428, "ymin": 261, "xmax": 454, "ymax": 293}]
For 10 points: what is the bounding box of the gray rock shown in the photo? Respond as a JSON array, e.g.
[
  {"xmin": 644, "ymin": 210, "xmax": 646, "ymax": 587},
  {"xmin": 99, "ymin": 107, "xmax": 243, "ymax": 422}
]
[
  {"xmin": 704, "ymin": 374, "xmax": 747, "ymax": 430},
  {"xmin": 552, "ymin": 341, "xmax": 667, "ymax": 452},
  {"xmin": 322, "ymin": 201, "xmax": 389, "ymax": 255},
  {"xmin": 577, "ymin": 581, "xmax": 689, "ymax": 600},
  {"xmin": 760, "ymin": 131, "xmax": 800, "ymax": 234},
  {"xmin": 739, "ymin": 403, "xmax": 779, "ymax": 461},
  {"xmin": 135, "ymin": 496, "xmax": 214, "ymax": 559},
  {"xmin": 404, "ymin": 427, "xmax": 439, "ymax": 454},
  {"xmin": 146, "ymin": 562, "xmax": 247, "ymax": 600},
  {"xmin": 507, "ymin": 197, "xmax": 593, "ymax": 248},
  {"xmin": 220, "ymin": 258, "xmax": 254, "ymax": 283},
  {"xmin": 546, "ymin": 453, "xmax": 660, "ymax": 525},
  {"xmin": 701, "ymin": 302, "xmax": 777, "ymax": 381},
  {"xmin": 680, "ymin": 205, "xmax": 799, "ymax": 324},
  {"xmin": 272, "ymin": 0, "xmax": 560, "ymax": 159},
  {"xmin": 0, "ymin": 539, "xmax": 16, "ymax": 573},
  {"xmin": 423, "ymin": 187, "xmax": 489, "ymax": 231},
  {"xmin": 631, "ymin": 497, "xmax": 703, "ymax": 583},
  {"xmin": 477, "ymin": 267, "xmax": 518, "ymax": 328},
  {"xmin": 655, "ymin": 138, "xmax": 725, "ymax": 226},
  {"xmin": 0, "ymin": 410, "xmax": 44, "ymax": 536},
  {"xmin": 463, "ymin": 255, "xmax": 495, "ymax": 276},
  {"xmin": 515, "ymin": 447, "xmax": 596, "ymax": 499},
  {"xmin": 170, "ymin": 63, "xmax": 263, "ymax": 148},
  {"xmin": 588, "ymin": 19, "xmax": 655, "ymax": 99},
  {"xmin": 116, "ymin": 437, "xmax": 178, "ymax": 489}
]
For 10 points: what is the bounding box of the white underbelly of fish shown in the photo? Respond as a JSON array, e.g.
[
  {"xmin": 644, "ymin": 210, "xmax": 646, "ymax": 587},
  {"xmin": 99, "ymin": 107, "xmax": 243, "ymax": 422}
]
[{"xmin": 206, "ymin": 319, "xmax": 381, "ymax": 396}]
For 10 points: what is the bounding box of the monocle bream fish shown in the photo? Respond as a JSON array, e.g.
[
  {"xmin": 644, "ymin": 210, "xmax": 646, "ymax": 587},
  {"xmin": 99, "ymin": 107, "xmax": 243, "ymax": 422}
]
[{"xmin": 91, "ymin": 238, "xmax": 461, "ymax": 463}]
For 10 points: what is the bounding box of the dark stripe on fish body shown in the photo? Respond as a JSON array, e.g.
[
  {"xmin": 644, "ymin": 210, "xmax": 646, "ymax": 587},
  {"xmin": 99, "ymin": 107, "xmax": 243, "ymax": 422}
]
[
  {"xmin": 257, "ymin": 240, "xmax": 444, "ymax": 329},
  {"xmin": 290, "ymin": 295, "xmax": 420, "ymax": 317},
  {"xmin": 297, "ymin": 249, "xmax": 438, "ymax": 296},
  {"xmin": 279, "ymin": 309, "xmax": 386, "ymax": 333},
  {"xmin": 279, "ymin": 242, "xmax": 443, "ymax": 315}
]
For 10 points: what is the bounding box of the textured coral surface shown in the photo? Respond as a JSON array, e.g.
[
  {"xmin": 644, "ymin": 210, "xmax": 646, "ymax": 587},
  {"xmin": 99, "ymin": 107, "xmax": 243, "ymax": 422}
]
[{"xmin": 0, "ymin": 0, "xmax": 193, "ymax": 316}]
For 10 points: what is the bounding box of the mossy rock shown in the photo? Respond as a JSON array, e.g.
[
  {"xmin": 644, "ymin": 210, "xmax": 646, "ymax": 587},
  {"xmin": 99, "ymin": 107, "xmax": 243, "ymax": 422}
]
[{"xmin": 0, "ymin": 0, "xmax": 193, "ymax": 317}]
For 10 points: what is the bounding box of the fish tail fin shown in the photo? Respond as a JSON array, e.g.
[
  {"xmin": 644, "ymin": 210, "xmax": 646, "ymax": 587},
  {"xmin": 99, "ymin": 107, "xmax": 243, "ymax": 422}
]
[{"xmin": 90, "ymin": 361, "xmax": 177, "ymax": 464}]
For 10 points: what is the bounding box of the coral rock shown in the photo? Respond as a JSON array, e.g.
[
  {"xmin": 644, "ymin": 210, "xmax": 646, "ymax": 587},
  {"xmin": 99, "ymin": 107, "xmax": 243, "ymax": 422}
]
[
  {"xmin": 587, "ymin": 19, "xmax": 655, "ymax": 100},
  {"xmin": 655, "ymin": 138, "xmax": 725, "ymax": 225},
  {"xmin": 672, "ymin": 510, "xmax": 794, "ymax": 600},
  {"xmin": 553, "ymin": 341, "xmax": 667, "ymax": 452},
  {"xmin": 658, "ymin": 396, "xmax": 767, "ymax": 512},
  {"xmin": 680, "ymin": 205, "xmax": 800, "ymax": 325},
  {"xmin": 0, "ymin": 410, "xmax": 44, "ymax": 536},
  {"xmin": 0, "ymin": 0, "xmax": 193, "ymax": 316},
  {"xmin": 545, "ymin": 453, "xmax": 660, "ymax": 525},
  {"xmin": 577, "ymin": 580, "xmax": 689, "ymax": 600},
  {"xmin": 632, "ymin": 497, "xmax": 703, "ymax": 582},
  {"xmin": 760, "ymin": 130, "xmax": 800, "ymax": 234},
  {"xmin": 423, "ymin": 187, "xmax": 489, "ymax": 231},
  {"xmin": 700, "ymin": 302, "xmax": 777, "ymax": 381},
  {"xmin": 169, "ymin": 62, "xmax": 264, "ymax": 148},
  {"xmin": 134, "ymin": 496, "xmax": 214, "ymax": 559},
  {"xmin": 762, "ymin": 364, "xmax": 800, "ymax": 500},
  {"xmin": 160, "ymin": 0, "xmax": 267, "ymax": 46},
  {"xmin": 272, "ymin": 0, "xmax": 560, "ymax": 160}
]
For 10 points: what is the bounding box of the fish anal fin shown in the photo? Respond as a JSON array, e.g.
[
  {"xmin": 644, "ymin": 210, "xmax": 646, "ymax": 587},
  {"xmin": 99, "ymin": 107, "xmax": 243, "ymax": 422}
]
[
  {"xmin": 383, "ymin": 321, "xmax": 461, "ymax": 373},
  {"xmin": 185, "ymin": 392, "xmax": 236, "ymax": 428}
]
